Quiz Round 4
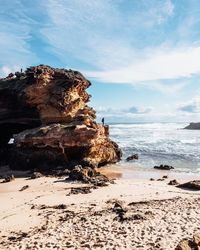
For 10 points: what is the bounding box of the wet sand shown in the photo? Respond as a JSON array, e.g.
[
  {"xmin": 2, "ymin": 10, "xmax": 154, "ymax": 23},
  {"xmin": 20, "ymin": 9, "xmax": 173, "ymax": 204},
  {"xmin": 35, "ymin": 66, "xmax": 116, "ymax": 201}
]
[{"xmin": 0, "ymin": 166, "xmax": 200, "ymax": 249}]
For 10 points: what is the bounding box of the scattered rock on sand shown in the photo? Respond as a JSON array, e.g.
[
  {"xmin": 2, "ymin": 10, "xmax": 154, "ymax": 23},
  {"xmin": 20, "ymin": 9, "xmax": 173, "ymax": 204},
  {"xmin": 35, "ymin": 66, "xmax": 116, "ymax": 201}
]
[
  {"xmin": 52, "ymin": 168, "xmax": 70, "ymax": 177},
  {"xmin": 193, "ymin": 234, "xmax": 200, "ymax": 245},
  {"xmin": 53, "ymin": 204, "xmax": 67, "ymax": 209},
  {"xmin": 68, "ymin": 165, "xmax": 110, "ymax": 187},
  {"xmin": 112, "ymin": 201, "xmax": 127, "ymax": 214},
  {"xmin": 7, "ymin": 236, "xmax": 16, "ymax": 241},
  {"xmin": 30, "ymin": 172, "xmax": 43, "ymax": 179},
  {"xmin": 150, "ymin": 178, "xmax": 155, "ymax": 181},
  {"xmin": 68, "ymin": 186, "xmax": 92, "ymax": 195},
  {"xmin": 162, "ymin": 175, "xmax": 168, "ymax": 179},
  {"xmin": 115, "ymin": 212, "xmax": 147, "ymax": 222},
  {"xmin": 112, "ymin": 202, "xmax": 148, "ymax": 222},
  {"xmin": 177, "ymin": 180, "xmax": 200, "ymax": 190},
  {"xmin": 2, "ymin": 174, "xmax": 15, "ymax": 183},
  {"xmin": 19, "ymin": 185, "xmax": 29, "ymax": 191},
  {"xmin": 112, "ymin": 202, "xmax": 127, "ymax": 222},
  {"xmin": 8, "ymin": 232, "xmax": 28, "ymax": 242},
  {"xmin": 66, "ymin": 166, "xmax": 111, "ymax": 195},
  {"xmin": 68, "ymin": 165, "xmax": 94, "ymax": 182},
  {"xmin": 175, "ymin": 233, "xmax": 200, "ymax": 250},
  {"xmin": 154, "ymin": 164, "xmax": 174, "ymax": 170},
  {"xmin": 168, "ymin": 179, "xmax": 179, "ymax": 185},
  {"xmin": 111, "ymin": 201, "xmax": 150, "ymax": 222},
  {"xmin": 126, "ymin": 154, "xmax": 139, "ymax": 161}
]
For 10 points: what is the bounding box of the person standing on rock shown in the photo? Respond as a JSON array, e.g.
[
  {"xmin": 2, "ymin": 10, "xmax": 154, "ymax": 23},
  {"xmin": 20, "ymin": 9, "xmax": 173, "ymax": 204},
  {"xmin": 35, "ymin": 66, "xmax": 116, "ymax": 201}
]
[{"xmin": 102, "ymin": 117, "xmax": 105, "ymax": 125}]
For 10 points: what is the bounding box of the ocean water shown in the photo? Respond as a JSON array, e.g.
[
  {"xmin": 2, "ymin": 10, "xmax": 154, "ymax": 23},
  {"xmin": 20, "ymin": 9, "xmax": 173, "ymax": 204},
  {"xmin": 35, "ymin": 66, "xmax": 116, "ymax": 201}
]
[{"xmin": 109, "ymin": 123, "xmax": 200, "ymax": 173}]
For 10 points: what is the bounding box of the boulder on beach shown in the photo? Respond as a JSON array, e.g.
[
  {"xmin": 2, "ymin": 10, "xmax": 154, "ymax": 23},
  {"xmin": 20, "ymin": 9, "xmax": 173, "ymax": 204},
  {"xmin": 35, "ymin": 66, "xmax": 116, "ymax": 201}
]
[
  {"xmin": 126, "ymin": 154, "xmax": 139, "ymax": 161},
  {"xmin": 177, "ymin": 180, "xmax": 200, "ymax": 190},
  {"xmin": 68, "ymin": 165, "xmax": 110, "ymax": 186},
  {"xmin": 184, "ymin": 122, "xmax": 200, "ymax": 130},
  {"xmin": 1, "ymin": 174, "xmax": 15, "ymax": 183},
  {"xmin": 0, "ymin": 65, "xmax": 121, "ymax": 170},
  {"xmin": 154, "ymin": 164, "xmax": 174, "ymax": 170},
  {"xmin": 168, "ymin": 179, "xmax": 179, "ymax": 185}
]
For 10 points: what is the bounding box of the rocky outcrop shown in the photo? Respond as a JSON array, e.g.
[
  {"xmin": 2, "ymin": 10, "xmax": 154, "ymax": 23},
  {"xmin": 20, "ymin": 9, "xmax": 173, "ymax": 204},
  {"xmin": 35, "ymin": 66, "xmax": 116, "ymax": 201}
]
[
  {"xmin": 184, "ymin": 122, "xmax": 200, "ymax": 130},
  {"xmin": 168, "ymin": 179, "xmax": 179, "ymax": 185},
  {"xmin": 0, "ymin": 65, "xmax": 121, "ymax": 169},
  {"xmin": 126, "ymin": 154, "xmax": 139, "ymax": 161},
  {"xmin": 154, "ymin": 164, "xmax": 174, "ymax": 170},
  {"xmin": 68, "ymin": 165, "xmax": 110, "ymax": 186},
  {"xmin": 177, "ymin": 180, "xmax": 200, "ymax": 190},
  {"xmin": 1, "ymin": 174, "xmax": 15, "ymax": 183},
  {"xmin": 175, "ymin": 233, "xmax": 200, "ymax": 250}
]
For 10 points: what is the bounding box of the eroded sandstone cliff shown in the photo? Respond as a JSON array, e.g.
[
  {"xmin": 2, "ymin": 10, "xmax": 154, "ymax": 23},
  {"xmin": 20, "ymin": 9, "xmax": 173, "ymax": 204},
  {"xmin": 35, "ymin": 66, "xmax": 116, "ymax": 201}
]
[{"xmin": 0, "ymin": 65, "xmax": 121, "ymax": 170}]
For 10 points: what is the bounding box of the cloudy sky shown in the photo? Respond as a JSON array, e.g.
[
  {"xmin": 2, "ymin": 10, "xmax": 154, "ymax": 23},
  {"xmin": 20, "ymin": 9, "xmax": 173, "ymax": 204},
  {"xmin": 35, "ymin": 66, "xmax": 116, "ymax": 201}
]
[{"xmin": 0, "ymin": 0, "xmax": 200, "ymax": 123}]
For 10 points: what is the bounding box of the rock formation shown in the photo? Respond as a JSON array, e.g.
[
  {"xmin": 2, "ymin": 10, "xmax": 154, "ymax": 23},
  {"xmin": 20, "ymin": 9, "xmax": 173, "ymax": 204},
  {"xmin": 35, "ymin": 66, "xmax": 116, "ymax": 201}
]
[
  {"xmin": 154, "ymin": 164, "xmax": 174, "ymax": 170},
  {"xmin": 184, "ymin": 122, "xmax": 200, "ymax": 130},
  {"xmin": 0, "ymin": 65, "xmax": 121, "ymax": 170},
  {"xmin": 177, "ymin": 180, "xmax": 200, "ymax": 190},
  {"xmin": 175, "ymin": 233, "xmax": 200, "ymax": 250},
  {"xmin": 126, "ymin": 154, "xmax": 139, "ymax": 161},
  {"xmin": 168, "ymin": 179, "xmax": 179, "ymax": 185}
]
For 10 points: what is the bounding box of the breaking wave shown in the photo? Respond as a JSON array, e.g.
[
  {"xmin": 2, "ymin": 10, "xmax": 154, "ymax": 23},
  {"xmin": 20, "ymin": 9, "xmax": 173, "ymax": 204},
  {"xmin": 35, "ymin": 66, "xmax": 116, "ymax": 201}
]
[{"xmin": 109, "ymin": 123, "xmax": 200, "ymax": 173}]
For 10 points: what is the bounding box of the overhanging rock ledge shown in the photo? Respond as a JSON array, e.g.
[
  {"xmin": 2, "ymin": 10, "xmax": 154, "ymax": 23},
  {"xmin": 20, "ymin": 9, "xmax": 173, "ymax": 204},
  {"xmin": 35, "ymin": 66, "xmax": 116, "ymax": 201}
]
[{"xmin": 0, "ymin": 65, "xmax": 121, "ymax": 170}]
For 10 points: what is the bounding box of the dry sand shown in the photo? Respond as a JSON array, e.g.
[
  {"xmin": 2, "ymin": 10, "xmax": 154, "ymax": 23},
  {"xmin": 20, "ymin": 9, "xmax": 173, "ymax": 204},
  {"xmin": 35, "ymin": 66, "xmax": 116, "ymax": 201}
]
[{"xmin": 0, "ymin": 166, "xmax": 200, "ymax": 250}]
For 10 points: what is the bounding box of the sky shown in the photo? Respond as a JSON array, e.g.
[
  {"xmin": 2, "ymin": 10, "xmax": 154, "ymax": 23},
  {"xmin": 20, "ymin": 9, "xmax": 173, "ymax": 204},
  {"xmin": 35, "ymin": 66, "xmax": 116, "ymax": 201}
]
[{"xmin": 0, "ymin": 0, "xmax": 200, "ymax": 123}]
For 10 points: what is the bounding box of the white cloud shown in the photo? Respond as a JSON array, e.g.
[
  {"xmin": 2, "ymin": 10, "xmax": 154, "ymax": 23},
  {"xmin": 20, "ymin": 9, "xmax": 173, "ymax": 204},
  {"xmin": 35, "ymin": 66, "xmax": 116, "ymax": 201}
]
[
  {"xmin": 40, "ymin": 0, "xmax": 200, "ymax": 94},
  {"xmin": 0, "ymin": 0, "xmax": 37, "ymax": 77},
  {"xmin": 126, "ymin": 106, "xmax": 153, "ymax": 114},
  {"xmin": 144, "ymin": 0, "xmax": 174, "ymax": 25},
  {"xmin": 164, "ymin": 0, "xmax": 174, "ymax": 16},
  {"xmin": 0, "ymin": 0, "xmax": 198, "ymax": 101},
  {"xmin": 138, "ymin": 80, "xmax": 188, "ymax": 94},
  {"xmin": 42, "ymin": 0, "xmax": 176, "ymax": 70},
  {"xmin": 96, "ymin": 104, "xmax": 200, "ymax": 123},
  {"xmin": 96, "ymin": 105, "xmax": 153, "ymax": 118},
  {"xmin": 82, "ymin": 46, "xmax": 200, "ymax": 94},
  {"xmin": 96, "ymin": 107, "xmax": 178, "ymax": 123},
  {"xmin": 42, "ymin": 0, "xmax": 121, "ymax": 68},
  {"xmin": 85, "ymin": 46, "xmax": 200, "ymax": 84},
  {"xmin": 178, "ymin": 96, "xmax": 200, "ymax": 113},
  {"xmin": 0, "ymin": 66, "xmax": 20, "ymax": 77}
]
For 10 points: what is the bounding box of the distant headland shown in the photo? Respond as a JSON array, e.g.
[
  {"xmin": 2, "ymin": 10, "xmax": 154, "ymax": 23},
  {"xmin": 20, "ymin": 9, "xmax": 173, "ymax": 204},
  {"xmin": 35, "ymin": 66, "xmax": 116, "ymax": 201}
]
[{"xmin": 184, "ymin": 122, "xmax": 200, "ymax": 130}]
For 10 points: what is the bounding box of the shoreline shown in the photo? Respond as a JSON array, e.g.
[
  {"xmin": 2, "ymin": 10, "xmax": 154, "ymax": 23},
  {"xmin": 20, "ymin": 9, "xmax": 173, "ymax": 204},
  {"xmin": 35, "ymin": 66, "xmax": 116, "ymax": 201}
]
[
  {"xmin": 0, "ymin": 165, "xmax": 200, "ymax": 249},
  {"xmin": 99, "ymin": 163, "xmax": 200, "ymax": 181}
]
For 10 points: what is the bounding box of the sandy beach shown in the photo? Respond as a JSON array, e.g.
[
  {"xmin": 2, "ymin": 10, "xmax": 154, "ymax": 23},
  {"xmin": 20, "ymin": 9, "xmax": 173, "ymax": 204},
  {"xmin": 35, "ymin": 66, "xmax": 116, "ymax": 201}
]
[{"xmin": 0, "ymin": 166, "xmax": 200, "ymax": 250}]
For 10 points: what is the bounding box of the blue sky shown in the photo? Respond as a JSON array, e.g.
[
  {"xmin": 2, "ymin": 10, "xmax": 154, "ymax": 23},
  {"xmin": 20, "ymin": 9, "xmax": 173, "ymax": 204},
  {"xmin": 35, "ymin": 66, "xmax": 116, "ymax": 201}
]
[{"xmin": 1, "ymin": 0, "xmax": 200, "ymax": 122}]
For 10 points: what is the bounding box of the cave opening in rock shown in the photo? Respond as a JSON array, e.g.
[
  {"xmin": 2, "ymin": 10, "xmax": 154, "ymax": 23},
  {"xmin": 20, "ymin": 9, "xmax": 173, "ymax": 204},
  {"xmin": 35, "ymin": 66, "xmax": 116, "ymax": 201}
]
[
  {"xmin": 0, "ymin": 122, "xmax": 41, "ymax": 166},
  {"xmin": 0, "ymin": 123, "xmax": 41, "ymax": 145},
  {"xmin": 64, "ymin": 146, "xmax": 89, "ymax": 163}
]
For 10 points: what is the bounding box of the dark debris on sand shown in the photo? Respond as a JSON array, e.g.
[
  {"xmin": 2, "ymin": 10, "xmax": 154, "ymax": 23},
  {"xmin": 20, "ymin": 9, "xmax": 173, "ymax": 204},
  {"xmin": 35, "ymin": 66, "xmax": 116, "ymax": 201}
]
[{"xmin": 1, "ymin": 197, "xmax": 199, "ymax": 249}]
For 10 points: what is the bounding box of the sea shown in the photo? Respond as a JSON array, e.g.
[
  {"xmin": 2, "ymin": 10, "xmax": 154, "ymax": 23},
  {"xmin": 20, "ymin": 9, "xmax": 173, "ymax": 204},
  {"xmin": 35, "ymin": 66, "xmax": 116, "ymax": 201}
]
[{"xmin": 109, "ymin": 122, "xmax": 200, "ymax": 174}]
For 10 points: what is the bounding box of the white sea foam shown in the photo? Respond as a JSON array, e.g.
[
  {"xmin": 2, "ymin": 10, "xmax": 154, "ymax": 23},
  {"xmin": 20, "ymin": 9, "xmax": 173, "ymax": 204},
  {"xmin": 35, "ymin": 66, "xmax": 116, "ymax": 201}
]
[{"xmin": 109, "ymin": 122, "xmax": 200, "ymax": 173}]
